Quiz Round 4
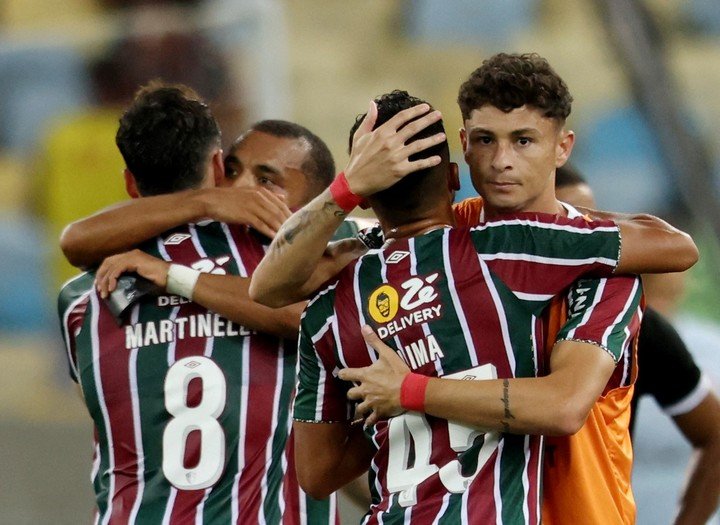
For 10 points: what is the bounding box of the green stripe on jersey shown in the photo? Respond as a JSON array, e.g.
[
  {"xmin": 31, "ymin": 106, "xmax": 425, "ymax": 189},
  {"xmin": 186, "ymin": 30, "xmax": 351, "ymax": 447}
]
[{"xmin": 470, "ymin": 221, "xmax": 620, "ymax": 263}]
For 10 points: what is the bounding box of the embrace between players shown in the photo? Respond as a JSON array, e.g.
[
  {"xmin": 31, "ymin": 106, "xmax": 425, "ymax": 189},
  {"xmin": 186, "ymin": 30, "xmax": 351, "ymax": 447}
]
[{"xmin": 59, "ymin": 53, "xmax": 714, "ymax": 525}]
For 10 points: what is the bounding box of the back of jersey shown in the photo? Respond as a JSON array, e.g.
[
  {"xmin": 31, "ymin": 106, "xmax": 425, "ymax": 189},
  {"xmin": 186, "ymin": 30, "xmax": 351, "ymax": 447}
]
[{"xmin": 59, "ymin": 221, "xmax": 336, "ymax": 525}]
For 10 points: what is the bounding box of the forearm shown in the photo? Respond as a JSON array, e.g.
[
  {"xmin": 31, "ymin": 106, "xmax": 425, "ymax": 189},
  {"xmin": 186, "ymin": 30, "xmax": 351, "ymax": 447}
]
[
  {"xmin": 60, "ymin": 190, "xmax": 209, "ymax": 268},
  {"xmin": 424, "ymin": 375, "xmax": 586, "ymax": 436},
  {"xmin": 674, "ymin": 443, "xmax": 720, "ymax": 525},
  {"xmin": 294, "ymin": 421, "xmax": 374, "ymax": 499},
  {"xmin": 250, "ymin": 189, "xmax": 348, "ymax": 306},
  {"xmin": 193, "ymin": 274, "xmax": 304, "ymax": 339},
  {"xmin": 673, "ymin": 393, "xmax": 720, "ymax": 525},
  {"xmin": 578, "ymin": 207, "xmax": 699, "ymax": 274}
]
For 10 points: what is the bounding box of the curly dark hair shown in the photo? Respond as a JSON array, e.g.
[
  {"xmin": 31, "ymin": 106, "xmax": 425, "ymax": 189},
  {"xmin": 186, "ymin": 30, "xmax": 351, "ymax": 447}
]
[
  {"xmin": 348, "ymin": 90, "xmax": 448, "ymax": 214},
  {"xmin": 457, "ymin": 53, "xmax": 573, "ymax": 122},
  {"xmin": 116, "ymin": 80, "xmax": 221, "ymax": 196}
]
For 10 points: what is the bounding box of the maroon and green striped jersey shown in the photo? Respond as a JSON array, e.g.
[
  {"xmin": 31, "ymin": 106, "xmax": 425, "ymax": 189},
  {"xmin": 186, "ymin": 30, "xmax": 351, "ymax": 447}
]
[
  {"xmin": 58, "ymin": 221, "xmax": 337, "ymax": 525},
  {"xmin": 294, "ymin": 213, "xmax": 627, "ymax": 525}
]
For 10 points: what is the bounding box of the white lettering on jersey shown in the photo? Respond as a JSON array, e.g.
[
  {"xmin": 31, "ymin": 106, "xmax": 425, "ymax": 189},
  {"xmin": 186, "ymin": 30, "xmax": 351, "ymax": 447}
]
[
  {"xmin": 377, "ymin": 305, "xmax": 443, "ymax": 339},
  {"xmin": 396, "ymin": 334, "xmax": 445, "ymax": 370},
  {"xmin": 124, "ymin": 313, "xmax": 252, "ymax": 349}
]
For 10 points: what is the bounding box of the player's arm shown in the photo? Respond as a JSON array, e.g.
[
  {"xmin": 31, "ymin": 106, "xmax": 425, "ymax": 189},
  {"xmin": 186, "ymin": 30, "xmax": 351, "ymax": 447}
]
[
  {"xmin": 673, "ymin": 392, "xmax": 720, "ymax": 525},
  {"xmin": 60, "ymin": 187, "xmax": 291, "ymax": 268},
  {"xmin": 639, "ymin": 309, "xmax": 720, "ymax": 524},
  {"xmin": 293, "ymin": 421, "xmax": 374, "ymax": 499},
  {"xmin": 577, "ymin": 207, "xmax": 699, "ymax": 274},
  {"xmin": 249, "ymin": 102, "xmax": 445, "ymax": 307},
  {"xmin": 95, "ymin": 249, "xmax": 303, "ymax": 339},
  {"xmin": 341, "ymin": 326, "xmax": 617, "ymax": 434}
]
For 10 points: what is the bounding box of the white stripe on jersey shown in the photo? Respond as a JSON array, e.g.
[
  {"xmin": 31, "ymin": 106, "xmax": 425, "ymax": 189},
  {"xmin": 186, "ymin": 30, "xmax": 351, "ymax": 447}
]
[
  {"xmin": 480, "ymin": 252, "xmax": 617, "ymax": 268},
  {"xmin": 472, "ymin": 217, "xmax": 617, "ymax": 234},
  {"xmin": 61, "ymin": 286, "xmax": 92, "ymax": 382},
  {"xmin": 521, "ymin": 436, "xmax": 531, "ymax": 524},
  {"xmin": 161, "ymin": 488, "xmax": 177, "ymax": 525},
  {"xmin": 478, "ymin": 257, "xmax": 516, "ymax": 375},
  {"xmin": 601, "ymin": 278, "xmax": 640, "ymax": 348},
  {"xmin": 128, "ymin": 306, "xmax": 145, "ymax": 524},
  {"xmin": 353, "ymin": 257, "xmax": 376, "ymax": 363},
  {"xmin": 493, "ymin": 438, "xmax": 505, "ymax": 525},
  {"xmin": 165, "ymin": 307, "xmax": 181, "ymax": 366},
  {"xmin": 310, "ymin": 318, "xmax": 334, "ymax": 421},
  {"xmin": 530, "ymin": 315, "xmax": 539, "ymax": 377},
  {"xmin": 231, "ymin": 335, "xmax": 251, "ymax": 523},
  {"xmin": 222, "ymin": 223, "xmax": 249, "ymax": 277},
  {"xmin": 431, "ymin": 493, "xmax": 450, "ymax": 525},
  {"xmin": 91, "ymin": 441, "xmax": 101, "ymax": 484},
  {"xmin": 196, "ymin": 489, "xmax": 211, "ymax": 525},
  {"xmin": 442, "ymin": 230, "xmax": 479, "ymax": 368},
  {"xmin": 332, "ymin": 310, "xmax": 349, "ymax": 370},
  {"xmin": 258, "ymin": 342, "xmax": 285, "ymax": 525},
  {"xmin": 303, "ymin": 282, "xmax": 338, "ymax": 319},
  {"xmin": 566, "ymin": 279, "xmax": 606, "ymax": 340},
  {"xmin": 409, "ymin": 238, "xmax": 444, "ymax": 377},
  {"xmin": 513, "ymin": 291, "xmax": 554, "ymax": 302},
  {"xmin": 189, "ymin": 224, "xmax": 207, "ymax": 258},
  {"xmin": 90, "ymin": 291, "xmax": 115, "ymax": 525}
]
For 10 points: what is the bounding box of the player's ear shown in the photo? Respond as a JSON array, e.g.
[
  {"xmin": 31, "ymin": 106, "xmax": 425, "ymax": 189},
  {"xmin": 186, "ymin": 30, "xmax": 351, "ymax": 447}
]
[
  {"xmin": 211, "ymin": 148, "xmax": 225, "ymax": 186},
  {"xmin": 448, "ymin": 162, "xmax": 460, "ymax": 192},
  {"xmin": 459, "ymin": 127, "xmax": 468, "ymax": 153},
  {"xmin": 124, "ymin": 169, "xmax": 141, "ymax": 199},
  {"xmin": 556, "ymin": 129, "xmax": 575, "ymax": 167}
]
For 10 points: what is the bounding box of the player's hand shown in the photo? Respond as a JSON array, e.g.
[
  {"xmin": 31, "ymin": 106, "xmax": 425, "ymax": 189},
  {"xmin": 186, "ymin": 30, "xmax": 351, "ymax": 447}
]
[
  {"xmin": 343, "ymin": 101, "xmax": 445, "ymax": 197},
  {"xmin": 338, "ymin": 325, "xmax": 411, "ymax": 426},
  {"xmin": 201, "ymin": 187, "xmax": 292, "ymax": 238},
  {"xmin": 95, "ymin": 249, "xmax": 170, "ymax": 299}
]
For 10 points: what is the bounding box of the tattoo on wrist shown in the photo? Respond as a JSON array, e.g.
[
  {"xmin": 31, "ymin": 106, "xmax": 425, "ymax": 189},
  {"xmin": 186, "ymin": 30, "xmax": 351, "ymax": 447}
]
[
  {"xmin": 500, "ymin": 378, "xmax": 516, "ymax": 433},
  {"xmin": 322, "ymin": 198, "xmax": 347, "ymax": 218}
]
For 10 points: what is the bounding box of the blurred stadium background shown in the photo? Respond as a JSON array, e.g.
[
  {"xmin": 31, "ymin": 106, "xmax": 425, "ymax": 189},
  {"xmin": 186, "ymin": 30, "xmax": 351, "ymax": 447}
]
[{"xmin": 1, "ymin": 0, "xmax": 718, "ymax": 522}]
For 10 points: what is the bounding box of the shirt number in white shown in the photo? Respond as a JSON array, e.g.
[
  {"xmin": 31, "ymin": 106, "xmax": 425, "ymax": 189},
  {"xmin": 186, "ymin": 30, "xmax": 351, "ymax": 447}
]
[
  {"xmin": 386, "ymin": 363, "xmax": 500, "ymax": 506},
  {"xmin": 162, "ymin": 356, "xmax": 227, "ymax": 490}
]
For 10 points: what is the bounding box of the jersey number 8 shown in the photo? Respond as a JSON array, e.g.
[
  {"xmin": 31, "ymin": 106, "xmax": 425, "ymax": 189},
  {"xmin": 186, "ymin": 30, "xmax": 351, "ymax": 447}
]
[{"xmin": 163, "ymin": 356, "xmax": 227, "ymax": 490}]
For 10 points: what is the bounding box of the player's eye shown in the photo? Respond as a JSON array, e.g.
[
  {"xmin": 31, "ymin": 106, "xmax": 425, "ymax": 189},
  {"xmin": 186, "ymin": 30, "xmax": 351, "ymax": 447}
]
[
  {"xmin": 517, "ymin": 137, "xmax": 533, "ymax": 146},
  {"xmin": 472, "ymin": 135, "xmax": 493, "ymax": 145}
]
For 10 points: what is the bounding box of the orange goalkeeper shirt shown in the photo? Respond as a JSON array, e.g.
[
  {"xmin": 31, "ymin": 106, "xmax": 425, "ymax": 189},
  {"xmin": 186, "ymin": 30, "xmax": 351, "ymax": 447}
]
[{"xmin": 453, "ymin": 197, "xmax": 639, "ymax": 525}]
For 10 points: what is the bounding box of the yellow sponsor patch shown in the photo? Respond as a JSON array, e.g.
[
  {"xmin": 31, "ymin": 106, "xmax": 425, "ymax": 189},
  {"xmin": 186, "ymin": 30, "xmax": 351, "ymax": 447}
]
[{"xmin": 368, "ymin": 284, "xmax": 399, "ymax": 323}]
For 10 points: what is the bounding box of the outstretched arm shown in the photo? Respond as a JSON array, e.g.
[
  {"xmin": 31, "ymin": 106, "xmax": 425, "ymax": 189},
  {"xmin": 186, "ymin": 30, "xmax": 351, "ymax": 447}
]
[
  {"xmin": 250, "ymin": 102, "xmax": 445, "ymax": 307},
  {"xmin": 577, "ymin": 207, "xmax": 699, "ymax": 274},
  {"xmin": 60, "ymin": 187, "xmax": 291, "ymax": 268},
  {"xmin": 95, "ymin": 249, "xmax": 303, "ymax": 339}
]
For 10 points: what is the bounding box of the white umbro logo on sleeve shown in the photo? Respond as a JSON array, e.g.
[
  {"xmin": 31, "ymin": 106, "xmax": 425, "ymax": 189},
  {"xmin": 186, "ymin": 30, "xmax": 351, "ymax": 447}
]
[
  {"xmin": 164, "ymin": 233, "xmax": 192, "ymax": 245},
  {"xmin": 386, "ymin": 251, "xmax": 410, "ymax": 264}
]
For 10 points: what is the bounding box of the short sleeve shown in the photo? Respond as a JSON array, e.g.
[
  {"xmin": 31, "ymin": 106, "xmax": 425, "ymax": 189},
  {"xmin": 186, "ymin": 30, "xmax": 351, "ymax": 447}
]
[
  {"xmin": 293, "ymin": 292, "xmax": 353, "ymax": 423},
  {"xmin": 635, "ymin": 307, "xmax": 708, "ymax": 415},
  {"xmin": 556, "ymin": 275, "xmax": 643, "ymax": 363}
]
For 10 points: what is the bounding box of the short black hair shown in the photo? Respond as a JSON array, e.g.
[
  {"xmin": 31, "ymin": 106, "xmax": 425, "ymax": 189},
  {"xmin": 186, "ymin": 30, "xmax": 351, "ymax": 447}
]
[
  {"xmin": 348, "ymin": 90, "xmax": 448, "ymax": 213},
  {"xmin": 555, "ymin": 164, "xmax": 587, "ymax": 189},
  {"xmin": 250, "ymin": 119, "xmax": 335, "ymax": 192},
  {"xmin": 458, "ymin": 53, "xmax": 573, "ymax": 123},
  {"xmin": 116, "ymin": 80, "xmax": 221, "ymax": 196}
]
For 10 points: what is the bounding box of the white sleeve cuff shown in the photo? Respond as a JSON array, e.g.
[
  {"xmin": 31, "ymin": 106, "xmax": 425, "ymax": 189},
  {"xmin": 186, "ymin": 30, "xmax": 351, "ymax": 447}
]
[
  {"xmin": 664, "ymin": 373, "xmax": 713, "ymax": 417},
  {"xmin": 166, "ymin": 264, "xmax": 200, "ymax": 300}
]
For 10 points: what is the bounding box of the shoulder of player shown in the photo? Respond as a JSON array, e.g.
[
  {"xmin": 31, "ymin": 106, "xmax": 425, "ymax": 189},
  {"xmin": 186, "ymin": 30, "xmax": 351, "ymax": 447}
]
[{"xmin": 58, "ymin": 272, "xmax": 94, "ymax": 308}]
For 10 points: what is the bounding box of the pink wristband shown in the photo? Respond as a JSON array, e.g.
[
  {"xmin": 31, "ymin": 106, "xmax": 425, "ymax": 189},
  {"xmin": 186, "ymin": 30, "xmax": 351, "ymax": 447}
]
[
  {"xmin": 400, "ymin": 373, "xmax": 430, "ymax": 412},
  {"xmin": 329, "ymin": 172, "xmax": 363, "ymax": 212}
]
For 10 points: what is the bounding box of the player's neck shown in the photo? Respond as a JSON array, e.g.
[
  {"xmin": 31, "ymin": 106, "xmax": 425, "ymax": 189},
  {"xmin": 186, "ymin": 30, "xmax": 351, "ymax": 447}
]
[
  {"xmin": 483, "ymin": 198, "xmax": 566, "ymax": 220},
  {"xmin": 381, "ymin": 206, "xmax": 456, "ymax": 241}
]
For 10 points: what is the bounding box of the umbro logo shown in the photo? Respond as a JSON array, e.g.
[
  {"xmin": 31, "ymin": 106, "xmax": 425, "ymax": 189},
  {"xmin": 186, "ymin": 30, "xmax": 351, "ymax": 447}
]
[
  {"xmin": 386, "ymin": 251, "xmax": 410, "ymax": 264},
  {"xmin": 164, "ymin": 233, "xmax": 191, "ymax": 246}
]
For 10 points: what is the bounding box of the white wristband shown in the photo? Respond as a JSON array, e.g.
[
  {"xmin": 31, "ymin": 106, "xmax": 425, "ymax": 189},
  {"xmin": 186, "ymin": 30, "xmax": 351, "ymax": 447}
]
[{"xmin": 166, "ymin": 264, "xmax": 200, "ymax": 300}]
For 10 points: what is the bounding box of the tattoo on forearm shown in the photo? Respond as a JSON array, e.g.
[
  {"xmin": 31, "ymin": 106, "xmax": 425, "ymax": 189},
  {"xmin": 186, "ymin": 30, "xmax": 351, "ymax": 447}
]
[
  {"xmin": 273, "ymin": 197, "xmax": 345, "ymax": 253},
  {"xmin": 500, "ymin": 378, "xmax": 516, "ymax": 433}
]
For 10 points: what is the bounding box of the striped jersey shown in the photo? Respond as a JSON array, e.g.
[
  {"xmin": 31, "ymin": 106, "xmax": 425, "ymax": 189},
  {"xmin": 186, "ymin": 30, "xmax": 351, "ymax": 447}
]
[
  {"xmin": 58, "ymin": 221, "xmax": 338, "ymax": 525},
  {"xmin": 294, "ymin": 213, "xmax": 623, "ymax": 524},
  {"xmin": 454, "ymin": 197, "xmax": 644, "ymax": 524}
]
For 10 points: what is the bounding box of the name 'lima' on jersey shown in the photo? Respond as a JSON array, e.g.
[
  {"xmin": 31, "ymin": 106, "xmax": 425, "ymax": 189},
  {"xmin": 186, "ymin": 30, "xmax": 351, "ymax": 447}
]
[{"xmin": 295, "ymin": 213, "xmax": 639, "ymax": 525}]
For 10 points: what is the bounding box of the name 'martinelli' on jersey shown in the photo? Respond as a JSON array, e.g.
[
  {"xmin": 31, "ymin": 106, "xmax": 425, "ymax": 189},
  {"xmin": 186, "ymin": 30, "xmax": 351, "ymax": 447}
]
[
  {"xmin": 367, "ymin": 272, "xmax": 444, "ymax": 339},
  {"xmin": 125, "ymin": 312, "xmax": 251, "ymax": 349}
]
